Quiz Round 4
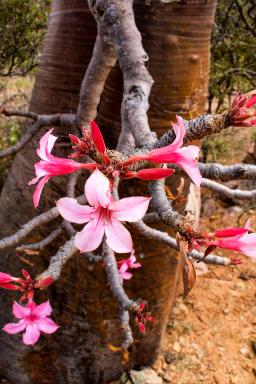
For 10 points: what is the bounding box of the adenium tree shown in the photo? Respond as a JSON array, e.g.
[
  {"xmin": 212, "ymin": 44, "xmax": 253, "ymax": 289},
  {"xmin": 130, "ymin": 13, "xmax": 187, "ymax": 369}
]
[{"xmin": 0, "ymin": 1, "xmax": 256, "ymax": 383}]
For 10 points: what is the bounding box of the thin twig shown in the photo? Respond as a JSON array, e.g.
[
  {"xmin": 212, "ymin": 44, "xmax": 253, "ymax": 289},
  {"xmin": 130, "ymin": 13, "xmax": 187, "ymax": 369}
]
[
  {"xmin": 0, "ymin": 207, "xmax": 59, "ymax": 250},
  {"xmin": 16, "ymin": 226, "xmax": 63, "ymax": 252},
  {"xmin": 0, "ymin": 112, "xmax": 76, "ymax": 158}
]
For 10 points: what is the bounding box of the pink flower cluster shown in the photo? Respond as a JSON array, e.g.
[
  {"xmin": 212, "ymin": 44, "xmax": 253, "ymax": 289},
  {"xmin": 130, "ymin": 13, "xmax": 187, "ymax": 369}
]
[
  {"xmin": 0, "ymin": 270, "xmax": 59, "ymax": 345},
  {"xmin": 28, "ymin": 116, "xmax": 202, "ymax": 287},
  {"xmin": 29, "ymin": 116, "xmax": 202, "ymax": 208}
]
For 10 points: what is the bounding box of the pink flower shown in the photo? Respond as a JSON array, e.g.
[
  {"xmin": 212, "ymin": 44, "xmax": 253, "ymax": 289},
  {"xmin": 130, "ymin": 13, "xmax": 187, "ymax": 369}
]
[
  {"xmin": 118, "ymin": 252, "xmax": 141, "ymax": 280},
  {"xmin": 0, "ymin": 269, "xmax": 53, "ymax": 302},
  {"xmin": 230, "ymin": 93, "xmax": 256, "ymax": 127},
  {"xmin": 135, "ymin": 303, "xmax": 156, "ymax": 334},
  {"xmin": 29, "ymin": 129, "xmax": 96, "ymax": 208},
  {"xmin": 57, "ymin": 169, "xmax": 151, "ymax": 253},
  {"xmin": 210, "ymin": 220, "xmax": 256, "ymax": 258},
  {"xmin": 123, "ymin": 116, "xmax": 202, "ymax": 187},
  {"xmin": 3, "ymin": 300, "xmax": 59, "ymax": 345}
]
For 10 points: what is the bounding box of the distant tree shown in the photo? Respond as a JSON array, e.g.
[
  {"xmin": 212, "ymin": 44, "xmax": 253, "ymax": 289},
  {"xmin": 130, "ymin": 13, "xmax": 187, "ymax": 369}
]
[
  {"xmin": 209, "ymin": 0, "xmax": 256, "ymax": 112},
  {"xmin": 0, "ymin": 0, "xmax": 50, "ymax": 77}
]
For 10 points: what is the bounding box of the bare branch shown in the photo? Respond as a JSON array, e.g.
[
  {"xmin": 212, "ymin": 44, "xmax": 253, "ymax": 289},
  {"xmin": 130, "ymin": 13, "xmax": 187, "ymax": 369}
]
[
  {"xmin": 143, "ymin": 212, "xmax": 160, "ymax": 224},
  {"xmin": 16, "ymin": 226, "xmax": 63, "ymax": 252},
  {"xmin": 0, "ymin": 109, "xmax": 38, "ymax": 120},
  {"xmin": 37, "ymin": 238, "xmax": 77, "ymax": 281},
  {"xmin": 77, "ymin": 24, "xmax": 116, "ymax": 126},
  {"xmin": 0, "ymin": 207, "xmax": 59, "ymax": 250},
  {"xmin": 199, "ymin": 162, "xmax": 256, "ymax": 181},
  {"xmin": 91, "ymin": 0, "xmax": 155, "ymax": 148},
  {"xmin": 148, "ymin": 179, "xmax": 193, "ymax": 234},
  {"xmin": 0, "ymin": 194, "xmax": 85, "ymax": 251},
  {"xmin": 0, "ymin": 112, "xmax": 76, "ymax": 159},
  {"xmin": 133, "ymin": 220, "xmax": 232, "ymax": 266},
  {"xmin": 102, "ymin": 241, "xmax": 139, "ymax": 312},
  {"xmin": 156, "ymin": 112, "xmax": 229, "ymax": 149},
  {"xmin": 119, "ymin": 309, "xmax": 133, "ymax": 350},
  {"xmin": 190, "ymin": 252, "xmax": 232, "ymax": 266},
  {"xmin": 201, "ymin": 178, "xmax": 256, "ymax": 200}
]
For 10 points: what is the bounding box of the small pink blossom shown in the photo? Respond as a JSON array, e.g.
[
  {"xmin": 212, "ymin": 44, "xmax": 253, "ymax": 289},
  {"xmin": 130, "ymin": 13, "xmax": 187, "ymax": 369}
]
[
  {"xmin": 123, "ymin": 116, "xmax": 202, "ymax": 187},
  {"xmin": 118, "ymin": 252, "xmax": 141, "ymax": 280},
  {"xmin": 3, "ymin": 300, "xmax": 59, "ymax": 345},
  {"xmin": 135, "ymin": 303, "xmax": 156, "ymax": 334},
  {"xmin": 57, "ymin": 169, "xmax": 151, "ymax": 253},
  {"xmin": 29, "ymin": 129, "xmax": 96, "ymax": 208}
]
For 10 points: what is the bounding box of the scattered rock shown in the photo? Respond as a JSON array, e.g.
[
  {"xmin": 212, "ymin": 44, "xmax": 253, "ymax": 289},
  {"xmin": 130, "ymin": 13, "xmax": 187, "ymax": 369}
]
[
  {"xmin": 128, "ymin": 368, "xmax": 163, "ymax": 384},
  {"xmin": 172, "ymin": 342, "xmax": 181, "ymax": 353},
  {"xmin": 151, "ymin": 355, "xmax": 165, "ymax": 373},
  {"xmin": 226, "ymin": 206, "xmax": 243, "ymax": 215},
  {"xmin": 252, "ymin": 368, "xmax": 256, "ymax": 377},
  {"xmin": 240, "ymin": 347, "xmax": 249, "ymax": 356},
  {"xmin": 164, "ymin": 352, "xmax": 176, "ymax": 364},
  {"xmin": 195, "ymin": 261, "xmax": 209, "ymax": 276}
]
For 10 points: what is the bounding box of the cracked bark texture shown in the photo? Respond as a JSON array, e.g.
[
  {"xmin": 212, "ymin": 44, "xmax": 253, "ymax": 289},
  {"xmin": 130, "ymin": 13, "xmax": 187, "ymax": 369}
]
[{"xmin": 0, "ymin": 0, "xmax": 217, "ymax": 383}]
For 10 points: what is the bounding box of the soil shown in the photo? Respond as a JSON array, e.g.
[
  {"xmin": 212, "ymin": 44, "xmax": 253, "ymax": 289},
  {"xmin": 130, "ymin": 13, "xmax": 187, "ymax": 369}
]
[{"xmin": 113, "ymin": 195, "xmax": 256, "ymax": 384}]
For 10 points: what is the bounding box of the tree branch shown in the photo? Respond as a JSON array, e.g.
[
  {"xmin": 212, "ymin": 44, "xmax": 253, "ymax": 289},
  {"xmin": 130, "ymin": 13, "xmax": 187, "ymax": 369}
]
[
  {"xmin": 199, "ymin": 162, "xmax": 256, "ymax": 181},
  {"xmin": 91, "ymin": 0, "xmax": 155, "ymax": 148},
  {"xmin": 77, "ymin": 12, "xmax": 117, "ymax": 127},
  {"xmin": 0, "ymin": 111, "xmax": 76, "ymax": 158},
  {"xmin": 201, "ymin": 178, "xmax": 256, "ymax": 200},
  {"xmin": 0, "ymin": 206, "xmax": 59, "ymax": 250},
  {"xmin": 132, "ymin": 220, "xmax": 232, "ymax": 266},
  {"xmin": 16, "ymin": 226, "xmax": 63, "ymax": 253},
  {"xmin": 148, "ymin": 179, "xmax": 193, "ymax": 234},
  {"xmin": 37, "ymin": 238, "xmax": 77, "ymax": 281},
  {"xmin": 102, "ymin": 241, "xmax": 139, "ymax": 312}
]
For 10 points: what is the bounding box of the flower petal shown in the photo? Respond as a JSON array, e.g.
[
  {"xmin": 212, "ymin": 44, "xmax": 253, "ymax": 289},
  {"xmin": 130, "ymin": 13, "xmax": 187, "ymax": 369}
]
[
  {"xmin": 36, "ymin": 129, "xmax": 55, "ymax": 160},
  {"xmin": 111, "ymin": 196, "xmax": 151, "ymax": 222},
  {"xmin": 120, "ymin": 271, "xmax": 133, "ymax": 280},
  {"xmin": 33, "ymin": 300, "xmax": 52, "ymax": 318},
  {"xmin": 90, "ymin": 121, "xmax": 106, "ymax": 155},
  {"xmin": 105, "ymin": 219, "xmax": 133, "ymax": 253},
  {"xmin": 37, "ymin": 317, "xmax": 59, "ymax": 334},
  {"xmin": 0, "ymin": 272, "xmax": 17, "ymax": 284},
  {"xmin": 171, "ymin": 146, "xmax": 202, "ymax": 187},
  {"xmin": 57, "ymin": 198, "xmax": 95, "ymax": 224},
  {"xmin": 3, "ymin": 319, "xmax": 26, "ymax": 334},
  {"xmin": 13, "ymin": 302, "xmax": 30, "ymax": 319},
  {"xmin": 74, "ymin": 218, "xmax": 105, "ymax": 252},
  {"xmin": 85, "ymin": 169, "xmax": 111, "ymax": 208},
  {"xmin": 22, "ymin": 323, "xmax": 40, "ymax": 345},
  {"xmin": 32, "ymin": 175, "xmax": 50, "ymax": 208},
  {"xmin": 135, "ymin": 168, "xmax": 175, "ymax": 180},
  {"xmin": 214, "ymin": 227, "xmax": 248, "ymax": 238}
]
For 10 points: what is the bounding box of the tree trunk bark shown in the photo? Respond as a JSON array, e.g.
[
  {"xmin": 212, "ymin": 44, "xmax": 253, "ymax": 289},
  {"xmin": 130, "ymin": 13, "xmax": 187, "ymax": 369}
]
[{"xmin": 0, "ymin": 1, "xmax": 216, "ymax": 383}]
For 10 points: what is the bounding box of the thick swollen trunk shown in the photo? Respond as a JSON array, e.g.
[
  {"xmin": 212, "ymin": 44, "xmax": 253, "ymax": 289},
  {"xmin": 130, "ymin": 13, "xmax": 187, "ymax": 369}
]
[{"xmin": 0, "ymin": 1, "xmax": 216, "ymax": 383}]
